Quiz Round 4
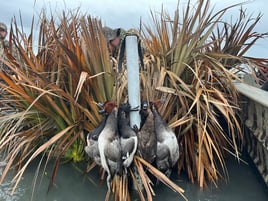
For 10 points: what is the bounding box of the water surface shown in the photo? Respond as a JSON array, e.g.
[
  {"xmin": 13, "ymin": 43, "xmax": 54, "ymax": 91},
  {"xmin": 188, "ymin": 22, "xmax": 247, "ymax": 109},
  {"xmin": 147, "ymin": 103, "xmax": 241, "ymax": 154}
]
[{"xmin": 1, "ymin": 153, "xmax": 267, "ymax": 201}]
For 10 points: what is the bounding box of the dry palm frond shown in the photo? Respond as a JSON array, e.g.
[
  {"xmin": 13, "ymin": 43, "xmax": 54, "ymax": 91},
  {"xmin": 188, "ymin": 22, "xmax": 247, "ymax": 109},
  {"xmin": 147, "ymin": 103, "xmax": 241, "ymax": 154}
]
[
  {"xmin": 0, "ymin": 9, "xmax": 114, "ymax": 196},
  {"xmin": 209, "ymin": 8, "xmax": 268, "ymax": 84},
  {"xmin": 139, "ymin": 0, "xmax": 266, "ymax": 189}
]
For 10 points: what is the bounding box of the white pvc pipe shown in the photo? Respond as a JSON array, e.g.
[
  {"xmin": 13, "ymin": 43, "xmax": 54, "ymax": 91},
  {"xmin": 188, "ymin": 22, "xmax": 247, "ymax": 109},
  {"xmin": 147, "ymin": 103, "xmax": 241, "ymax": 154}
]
[{"xmin": 125, "ymin": 35, "xmax": 141, "ymax": 129}]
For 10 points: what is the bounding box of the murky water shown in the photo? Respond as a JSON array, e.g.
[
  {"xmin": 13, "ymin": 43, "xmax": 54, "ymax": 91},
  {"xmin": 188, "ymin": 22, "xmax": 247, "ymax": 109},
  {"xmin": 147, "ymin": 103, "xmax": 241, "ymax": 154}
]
[{"xmin": 1, "ymin": 152, "xmax": 267, "ymax": 201}]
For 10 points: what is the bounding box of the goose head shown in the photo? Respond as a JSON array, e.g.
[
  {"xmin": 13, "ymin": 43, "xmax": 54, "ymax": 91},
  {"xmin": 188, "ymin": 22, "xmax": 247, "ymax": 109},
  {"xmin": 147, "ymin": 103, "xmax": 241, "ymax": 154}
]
[{"xmin": 103, "ymin": 101, "xmax": 118, "ymax": 113}]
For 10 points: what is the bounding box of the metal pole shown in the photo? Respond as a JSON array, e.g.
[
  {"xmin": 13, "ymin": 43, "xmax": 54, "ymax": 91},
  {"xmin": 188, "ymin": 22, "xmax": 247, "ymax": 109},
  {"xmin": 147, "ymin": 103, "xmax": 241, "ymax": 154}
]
[{"xmin": 125, "ymin": 35, "xmax": 141, "ymax": 129}]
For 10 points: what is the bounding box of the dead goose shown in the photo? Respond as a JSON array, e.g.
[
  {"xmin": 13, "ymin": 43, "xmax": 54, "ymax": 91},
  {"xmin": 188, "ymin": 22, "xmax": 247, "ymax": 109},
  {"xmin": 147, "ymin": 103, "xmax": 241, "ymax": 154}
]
[
  {"xmin": 84, "ymin": 103, "xmax": 110, "ymax": 165},
  {"xmin": 84, "ymin": 115, "xmax": 107, "ymax": 166},
  {"xmin": 151, "ymin": 101, "xmax": 180, "ymax": 177},
  {"xmin": 137, "ymin": 101, "xmax": 157, "ymax": 164},
  {"xmin": 97, "ymin": 101, "xmax": 122, "ymax": 190},
  {"xmin": 118, "ymin": 103, "xmax": 138, "ymax": 169}
]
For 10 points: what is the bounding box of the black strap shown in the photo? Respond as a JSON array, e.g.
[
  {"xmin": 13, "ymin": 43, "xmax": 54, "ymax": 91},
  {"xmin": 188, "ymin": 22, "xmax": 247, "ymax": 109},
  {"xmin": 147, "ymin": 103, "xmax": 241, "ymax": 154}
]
[{"xmin": 118, "ymin": 37, "xmax": 126, "ymax": 72}]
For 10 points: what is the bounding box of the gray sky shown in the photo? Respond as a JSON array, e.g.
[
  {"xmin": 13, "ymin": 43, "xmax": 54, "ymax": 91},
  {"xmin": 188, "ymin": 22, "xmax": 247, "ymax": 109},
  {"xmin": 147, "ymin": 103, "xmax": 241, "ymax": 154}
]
[{"xmin": 1, "ymin": 0, "xmax": 268, "ymax": 58}]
